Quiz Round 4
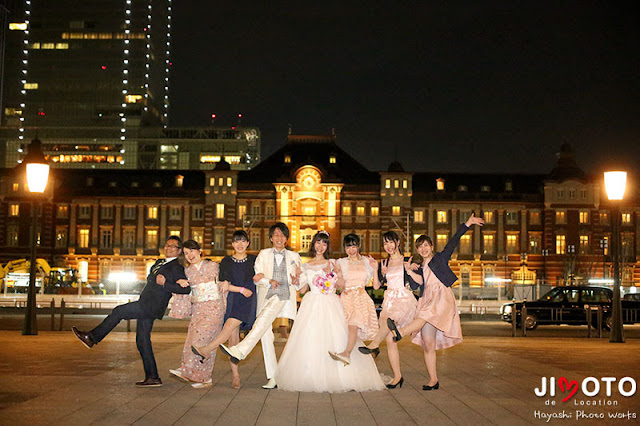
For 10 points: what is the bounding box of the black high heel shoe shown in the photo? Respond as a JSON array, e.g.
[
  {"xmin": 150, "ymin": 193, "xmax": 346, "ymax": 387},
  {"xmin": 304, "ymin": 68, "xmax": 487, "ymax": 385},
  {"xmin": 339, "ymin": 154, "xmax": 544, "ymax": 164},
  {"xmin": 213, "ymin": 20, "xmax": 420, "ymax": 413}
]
[
  {"xmin": 357, "ymin": 346, "xmax": 380, "ymax": 358},
  {"xmin": 387, "ymin": 318, "xmax": 402, "ymax": 342},
  {"xmin": 191, "ymin": 345, "xmax": 207, "ymax": 364},
  {"xmin": 422, "ymin": 381, "xmax": 439, "ymax": 390},
  {"xmin": 386, "ymin": 377, "xmax": 404, "ymax": 389}
]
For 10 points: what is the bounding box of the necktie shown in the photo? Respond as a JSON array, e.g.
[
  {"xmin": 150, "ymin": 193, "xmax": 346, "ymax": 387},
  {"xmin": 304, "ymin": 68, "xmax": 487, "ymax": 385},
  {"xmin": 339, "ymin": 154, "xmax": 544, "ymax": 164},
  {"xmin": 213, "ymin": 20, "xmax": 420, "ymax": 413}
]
[{"xmin": 151, "ymin": 259, "xmax": 166, "ymax": 274}]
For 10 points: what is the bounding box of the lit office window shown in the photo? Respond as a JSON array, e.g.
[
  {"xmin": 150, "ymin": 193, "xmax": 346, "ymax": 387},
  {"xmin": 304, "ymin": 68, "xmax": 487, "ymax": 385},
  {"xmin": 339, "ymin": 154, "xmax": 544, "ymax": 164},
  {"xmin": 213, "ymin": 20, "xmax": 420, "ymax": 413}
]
[
  {"xmin": 437, "ymin": 210, "xmax": 448, "ymax": 223},
  {"xmin": 216, "ymin": 204, "xmax": 225, "ymax": 219},
  {"xmin": 506, "ymin": 234, "xmax": 519, "ymax": 254},
  {"xmin": 371, "ymin": 206, "xmax": 379, "ymax": 216},
  {"xmin": 148, "ymin": 206, "xmax": 158, "ymax": 219},
  {"xmin": 579, "ymin": 211, "xmax": 589, "ymax": 224},
  {"xmin": 483, "ymin": 234, "xmax": 495, "ymax": 254},
  {"xmin": 556, "ymin": 235, "xmax": 566, "ymax": 254},
  {"xmin": 555, "ymin": 211, "xmax": 566, "ymax": 224},
  {"xmin": 146, "ymin": 229, "xmax": 158, "ymax": 248},
  {"xmin": 78, "ymin": 229, "xmax": 90, "ymax": 248},
  {"xmin": 392, "ymin": 206, "xmax": 401, "ymax": 216},
  {"xmin": 414, "ymin": 210, "xmax": 424, "ymax": 223},
  {"xmin": 9, "ymin": 204, "xmax": 19, "ymax": 216}
]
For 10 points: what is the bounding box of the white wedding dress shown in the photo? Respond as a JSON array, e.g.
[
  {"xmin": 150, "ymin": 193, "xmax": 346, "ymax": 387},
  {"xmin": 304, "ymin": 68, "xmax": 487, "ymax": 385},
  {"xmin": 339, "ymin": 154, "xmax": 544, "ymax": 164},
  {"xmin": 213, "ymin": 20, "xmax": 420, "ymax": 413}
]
[{"xmin": 274, "ymin": 262, "xmax": 385, "ymax": 393}]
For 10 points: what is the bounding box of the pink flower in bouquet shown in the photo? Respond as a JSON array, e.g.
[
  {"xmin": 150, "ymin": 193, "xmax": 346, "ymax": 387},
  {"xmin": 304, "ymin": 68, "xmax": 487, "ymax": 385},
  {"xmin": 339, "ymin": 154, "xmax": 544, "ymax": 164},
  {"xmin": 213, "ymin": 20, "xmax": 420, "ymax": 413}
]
[{"xmin": 313, "ymin": 272, "xmax": 336, "ymax": 294}]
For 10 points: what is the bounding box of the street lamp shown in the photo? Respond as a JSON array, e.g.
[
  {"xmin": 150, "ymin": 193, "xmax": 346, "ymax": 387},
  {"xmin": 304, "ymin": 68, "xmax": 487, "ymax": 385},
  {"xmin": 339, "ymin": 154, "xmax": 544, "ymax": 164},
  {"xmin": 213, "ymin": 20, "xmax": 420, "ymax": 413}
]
[
  {"xmin": 604, "ymin": 170, "xmax": 626, "ymax": 343},
  {"xmin": 20, "ymin": 138, "xmax": 50, "ymax": 335}
]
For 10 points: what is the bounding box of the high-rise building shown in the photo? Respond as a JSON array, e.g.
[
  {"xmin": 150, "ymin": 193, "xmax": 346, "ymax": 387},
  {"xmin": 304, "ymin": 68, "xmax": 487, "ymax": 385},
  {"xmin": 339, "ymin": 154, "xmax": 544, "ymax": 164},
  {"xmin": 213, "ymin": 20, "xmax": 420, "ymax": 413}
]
[{"xmin": 0, "ymin": 1, "xmax": 260, "ymax": 170}]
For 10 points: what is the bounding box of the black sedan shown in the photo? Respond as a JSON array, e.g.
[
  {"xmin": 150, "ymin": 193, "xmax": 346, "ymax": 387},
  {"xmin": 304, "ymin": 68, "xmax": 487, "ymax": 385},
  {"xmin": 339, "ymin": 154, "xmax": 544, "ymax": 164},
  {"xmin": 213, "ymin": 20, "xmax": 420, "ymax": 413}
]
[{"xmin": 500, "ymin": 286, "xmax": 640, "ymax": 330}]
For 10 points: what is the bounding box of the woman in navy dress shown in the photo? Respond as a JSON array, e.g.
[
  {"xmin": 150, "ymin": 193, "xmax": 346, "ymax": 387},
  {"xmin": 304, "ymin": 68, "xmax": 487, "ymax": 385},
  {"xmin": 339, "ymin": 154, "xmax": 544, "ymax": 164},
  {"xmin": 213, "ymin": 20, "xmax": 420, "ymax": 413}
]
[{"xmin": 192, "ymin": 230, "xmax": 256, "ymax": 388}]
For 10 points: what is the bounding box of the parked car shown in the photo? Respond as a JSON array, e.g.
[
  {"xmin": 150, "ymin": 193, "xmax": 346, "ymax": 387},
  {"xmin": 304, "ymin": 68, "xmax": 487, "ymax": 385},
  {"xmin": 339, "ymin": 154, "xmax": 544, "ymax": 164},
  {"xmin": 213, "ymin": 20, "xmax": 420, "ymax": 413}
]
[
  {"xmin": 500, "ymin": 286, "xmax": 640, "ymax": 330},
  {"xmin": 623, "ymin": 293, "xmax": 640, "ymax": 302}
]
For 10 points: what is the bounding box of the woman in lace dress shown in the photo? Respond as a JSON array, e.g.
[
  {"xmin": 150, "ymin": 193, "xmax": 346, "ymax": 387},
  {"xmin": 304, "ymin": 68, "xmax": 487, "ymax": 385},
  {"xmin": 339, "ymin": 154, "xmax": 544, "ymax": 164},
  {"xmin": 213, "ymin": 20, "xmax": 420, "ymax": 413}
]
[
  {"xmin": 360, "ymin": 231, "xmax": 417, "ymax": 389},
  {"xmin": 166, "ymin": 239, "xmax": 225, "ymax": 388},
  {"xmin": 190, "ymin": 230, "xmax": 256, "ymax": 389},
  {"xmin": 274, "ymin": 231, "xmax": 384, "ymax": 393},
  {"xmin": 329, "ymin": 233, "xmax": 379, "ymax": 366}
]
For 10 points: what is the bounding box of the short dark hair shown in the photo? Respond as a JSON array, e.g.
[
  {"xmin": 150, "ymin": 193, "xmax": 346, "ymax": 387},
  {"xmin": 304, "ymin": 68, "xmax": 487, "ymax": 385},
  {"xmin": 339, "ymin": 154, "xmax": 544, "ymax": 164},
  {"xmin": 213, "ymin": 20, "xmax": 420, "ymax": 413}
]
[
  {"xmin": 343, "ymin": 233, "xmax": 360, "ymax": 248},
  {"xmin": 415, "ymin": 234, "xmax": 433, "ymax": 248},
  {"xmin": 309, "ymin": 231, "xmax": 331, "ymax": 259},
  {"xmin": 167, "ymin": 235, "xmax": 183, "ymax": 249},
  {"xmin": 182, "ymin": 239, "xmax": 201, "ymax": 251},
  {"xmin": 269, "ymin": 222, "xmax": 290, "ymax": 240},
  {"xmin": 232, "ymin": 230, "xmax": 250, "ymax": 244},
  {"xmin": 382, "ymin": 230, "xmax": 400, "ymax": 245}
]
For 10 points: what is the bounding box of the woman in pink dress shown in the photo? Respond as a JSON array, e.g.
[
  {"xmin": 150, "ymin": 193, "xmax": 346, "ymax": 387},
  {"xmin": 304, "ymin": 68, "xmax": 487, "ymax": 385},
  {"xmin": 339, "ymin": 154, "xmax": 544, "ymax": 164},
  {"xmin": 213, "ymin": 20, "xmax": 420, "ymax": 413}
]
[
  {"xmin": 359, "ymin": 231, "xmax": 417, "ymax": 388},
  {"xmin": 166, "ymin": 239, "xmax": 226, "ymax": 388},
  {"xmin": 328, "ymin": 233, "xmax": 379, "ymax": 366},
  {"xmin": 361, "ymin": 214, "xmax": 484, "ymax": 390}
]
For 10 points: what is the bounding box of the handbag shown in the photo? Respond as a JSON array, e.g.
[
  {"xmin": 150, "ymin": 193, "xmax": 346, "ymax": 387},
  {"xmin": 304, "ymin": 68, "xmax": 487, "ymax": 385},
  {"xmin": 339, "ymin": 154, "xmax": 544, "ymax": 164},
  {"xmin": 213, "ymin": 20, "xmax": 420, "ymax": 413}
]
[{"xmin": 191, "ymin": 280, "xmax": 220, "ymax": 302}]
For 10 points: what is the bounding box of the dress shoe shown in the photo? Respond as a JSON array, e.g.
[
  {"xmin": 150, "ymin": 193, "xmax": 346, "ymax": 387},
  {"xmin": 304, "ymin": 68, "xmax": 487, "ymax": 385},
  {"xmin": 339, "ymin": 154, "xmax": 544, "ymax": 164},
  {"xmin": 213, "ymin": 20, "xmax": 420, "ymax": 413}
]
[
  {"xmin": 219, "ymin": 344, "xmax": 243, "ymax": 364},
  {"xmin": 169, "ymin": 368, "xmax": 189, "ymax": 382},
  {"xmin": 72, "ymin": 326, "xmax": 95, "ymax": 349},
  {"xmin": 262, "ymin": 378, "xmax": 277, "ymax": 389},
  {"xmin": 422, "ymin": 382, "xmax": 440, "ymax": 390},
  {"xmin": 357, "ymin": 346, "xmax": 380, "ymax": 359},
  {"xmin": 191, "ymin": 379, "xmax": 212, "ymax": 389},
  {"xmin": 386, "ymin": 377, "xmax": 404, "ymax": 389},
  {"xmin": 387, "ymin": 318, "xmax": 402, "ymax": 342},
  {"xmin": 328, "ymin": 351, "xmax": 350, "ymax": 366},
  {"xmin": 135, "ymin": 377, "xmax": 163, "ymax": 387}
]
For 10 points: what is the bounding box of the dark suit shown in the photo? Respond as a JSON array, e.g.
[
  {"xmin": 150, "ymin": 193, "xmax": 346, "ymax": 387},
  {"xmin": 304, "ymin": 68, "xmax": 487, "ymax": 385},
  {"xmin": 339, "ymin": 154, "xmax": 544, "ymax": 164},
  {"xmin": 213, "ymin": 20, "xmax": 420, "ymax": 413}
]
[
  {"xmin": 409, "ymin": 224, "xmax": 470, "ymax": 297},
  {"xmin": 89, "ymin": 258, "xmax": 189, "ymax": 379}
]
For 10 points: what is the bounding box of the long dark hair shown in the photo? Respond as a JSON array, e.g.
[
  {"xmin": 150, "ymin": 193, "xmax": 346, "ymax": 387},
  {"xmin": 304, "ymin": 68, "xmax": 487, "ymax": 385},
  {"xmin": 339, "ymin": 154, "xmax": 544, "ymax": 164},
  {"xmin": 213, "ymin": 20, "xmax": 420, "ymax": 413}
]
[{"xmin": 309, "ymin": 231, "xmax": 331, "ymax": 259}]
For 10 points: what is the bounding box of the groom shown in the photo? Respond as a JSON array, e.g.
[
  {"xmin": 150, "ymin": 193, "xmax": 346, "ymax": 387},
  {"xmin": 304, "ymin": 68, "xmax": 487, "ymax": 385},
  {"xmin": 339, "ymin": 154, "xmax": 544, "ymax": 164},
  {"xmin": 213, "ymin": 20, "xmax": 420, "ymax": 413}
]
[{"xmin": 220, "ymin": 222, "xmax": 302, "ymax": 389}]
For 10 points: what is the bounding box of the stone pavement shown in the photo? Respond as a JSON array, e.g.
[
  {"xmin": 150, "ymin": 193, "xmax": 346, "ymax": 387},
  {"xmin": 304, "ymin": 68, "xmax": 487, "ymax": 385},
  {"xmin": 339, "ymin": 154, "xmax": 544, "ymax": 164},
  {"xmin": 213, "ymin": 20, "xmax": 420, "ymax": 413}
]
[{"xmin": 0, "ymin": 325, "xmax": 639, "ymax": 425}]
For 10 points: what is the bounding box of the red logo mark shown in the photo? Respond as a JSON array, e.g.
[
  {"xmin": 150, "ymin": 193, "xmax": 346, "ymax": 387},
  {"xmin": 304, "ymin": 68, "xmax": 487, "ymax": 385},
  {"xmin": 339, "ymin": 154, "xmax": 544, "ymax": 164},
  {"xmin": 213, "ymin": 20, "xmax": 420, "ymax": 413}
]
[{"xmin": 558, "ymin": 377, "xmax": 579, "ymax": 402}]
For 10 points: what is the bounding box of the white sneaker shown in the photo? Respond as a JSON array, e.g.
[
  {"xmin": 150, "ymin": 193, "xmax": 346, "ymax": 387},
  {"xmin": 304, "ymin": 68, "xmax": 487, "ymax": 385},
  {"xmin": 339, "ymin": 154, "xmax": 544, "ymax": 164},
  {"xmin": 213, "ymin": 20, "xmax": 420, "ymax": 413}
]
[
  {"xmin": 262, "ymin": 378, "xmax": 277, "ymax": 389},
  {"xmin": 191, "ymin": 380, "xmax": 212, "ymax": 389},
  {"xmin": 169, "ymin": 369, "xmax": 189, "ymax": 382}
]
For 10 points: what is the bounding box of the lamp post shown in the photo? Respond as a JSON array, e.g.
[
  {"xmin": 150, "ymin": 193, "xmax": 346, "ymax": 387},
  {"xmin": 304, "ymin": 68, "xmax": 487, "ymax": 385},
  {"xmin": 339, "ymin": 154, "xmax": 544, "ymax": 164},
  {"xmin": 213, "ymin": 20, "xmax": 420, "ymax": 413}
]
[
  {"xmin": 21, "ymin": 138, "xmax": 50, "ymax": 335},
  {"xmin": 604, "ymin": 171, "xmax": 626, "ymax": 343}
]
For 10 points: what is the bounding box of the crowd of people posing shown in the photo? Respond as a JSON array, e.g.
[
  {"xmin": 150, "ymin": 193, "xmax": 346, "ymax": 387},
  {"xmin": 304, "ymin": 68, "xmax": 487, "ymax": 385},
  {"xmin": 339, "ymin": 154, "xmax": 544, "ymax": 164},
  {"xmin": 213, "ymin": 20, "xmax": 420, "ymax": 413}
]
[{"xmin": 72, "ymin": 215, "xmax": 483, "ymax": 392}]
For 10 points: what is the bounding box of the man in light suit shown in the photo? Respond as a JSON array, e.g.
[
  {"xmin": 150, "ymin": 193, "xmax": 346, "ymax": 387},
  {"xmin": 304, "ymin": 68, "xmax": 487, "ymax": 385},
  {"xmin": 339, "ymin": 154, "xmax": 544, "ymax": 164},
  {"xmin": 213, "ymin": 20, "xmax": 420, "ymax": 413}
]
[{"xmin": 220, "ymin": 222, "xmax": 302, "ymax": 389}]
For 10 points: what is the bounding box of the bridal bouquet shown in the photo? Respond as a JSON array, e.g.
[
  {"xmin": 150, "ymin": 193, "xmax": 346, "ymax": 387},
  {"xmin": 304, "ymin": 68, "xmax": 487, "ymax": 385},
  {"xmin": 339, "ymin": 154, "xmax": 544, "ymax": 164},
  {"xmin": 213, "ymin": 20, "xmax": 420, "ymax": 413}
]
[{"xmin": 312, "ymin": 271, "xmax": 337, "ymax": 294}]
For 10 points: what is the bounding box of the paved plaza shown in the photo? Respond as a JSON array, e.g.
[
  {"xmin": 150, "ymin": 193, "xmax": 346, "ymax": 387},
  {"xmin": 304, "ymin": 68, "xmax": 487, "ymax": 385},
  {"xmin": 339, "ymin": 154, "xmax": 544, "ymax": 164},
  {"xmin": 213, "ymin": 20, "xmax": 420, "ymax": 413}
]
[{"xmin": 0, "ymin": 318, "xmax": 639, "ymax": 425}]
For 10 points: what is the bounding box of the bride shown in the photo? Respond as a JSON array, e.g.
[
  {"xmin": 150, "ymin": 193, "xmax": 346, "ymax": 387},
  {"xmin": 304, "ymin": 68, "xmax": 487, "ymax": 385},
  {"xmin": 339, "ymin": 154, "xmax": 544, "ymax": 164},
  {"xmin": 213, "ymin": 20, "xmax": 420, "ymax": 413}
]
[{"xmin": 274, "ymin": 231, "xmax": 385, "ymax": 393}]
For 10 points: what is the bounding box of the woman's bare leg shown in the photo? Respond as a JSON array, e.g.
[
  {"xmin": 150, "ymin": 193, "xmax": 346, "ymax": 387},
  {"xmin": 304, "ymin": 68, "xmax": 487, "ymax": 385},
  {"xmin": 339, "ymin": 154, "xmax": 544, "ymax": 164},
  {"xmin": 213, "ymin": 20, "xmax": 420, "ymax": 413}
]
[
  {"xmin": 386, "ymin": 333, "xmax": 402, "ymax": 384},
  {"xmin": 421, "ymin": 323, "xmax": 438, "ymax": 386},
  {"xmin": 228, "ymin": 327, "xmax": 241, "ymax": 388},
  {"xmin": 398, "ymin": 317, "xmax": 428, "ymax": 338},
  {"xmin": 366, "ymin": 313, "xmax": 391, "ymax": 349},
  {"xmin": 338, "ymin": 325, "xmax": 359, "ymax": 358},
  {"xmin": 195, "ymin": 318, "xmax": 242, "ymax": 357}
]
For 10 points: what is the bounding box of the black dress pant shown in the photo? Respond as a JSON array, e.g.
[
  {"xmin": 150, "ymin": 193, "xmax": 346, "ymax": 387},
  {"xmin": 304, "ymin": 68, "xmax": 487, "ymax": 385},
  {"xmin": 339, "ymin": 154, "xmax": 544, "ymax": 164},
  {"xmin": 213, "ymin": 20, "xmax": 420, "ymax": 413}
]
[{"xmin": 89, "ymin": 301, "xmax": 159, "ymax": 379}]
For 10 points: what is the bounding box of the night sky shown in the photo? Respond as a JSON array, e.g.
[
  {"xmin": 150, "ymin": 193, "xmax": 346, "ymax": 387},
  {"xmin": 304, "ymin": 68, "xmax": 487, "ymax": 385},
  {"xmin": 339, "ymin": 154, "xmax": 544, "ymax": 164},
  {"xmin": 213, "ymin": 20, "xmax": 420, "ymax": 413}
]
[{"xmin": 171, "ymin": 1, "xmax": 639, "ymax": 175}]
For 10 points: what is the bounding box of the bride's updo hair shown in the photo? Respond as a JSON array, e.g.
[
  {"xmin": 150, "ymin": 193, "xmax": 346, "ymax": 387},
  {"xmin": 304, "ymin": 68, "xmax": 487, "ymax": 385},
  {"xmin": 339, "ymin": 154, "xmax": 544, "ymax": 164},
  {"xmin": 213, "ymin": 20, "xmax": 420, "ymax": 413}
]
[{"xmin": 309, "ymin": 231, "xmax": 331, "ymax": 259}]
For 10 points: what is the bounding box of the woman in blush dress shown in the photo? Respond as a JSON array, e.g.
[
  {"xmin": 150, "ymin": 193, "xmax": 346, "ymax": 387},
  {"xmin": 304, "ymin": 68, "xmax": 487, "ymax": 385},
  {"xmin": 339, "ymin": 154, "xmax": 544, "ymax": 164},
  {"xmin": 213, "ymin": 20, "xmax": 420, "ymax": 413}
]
[
  {"xmin": 166, "ymin": 239, "xmax": 225, "ymax": 388},
  {"xmin": 191, "ymin": 230, "xmax": 256, "ymax": 389},
  {"xmin": 359, "ymin": 231, "xmax": 417, "ymax": 389},
  {"xmin": 362, "ymin": 214, "xmax": 484, "ymax": 390},
  {"xmin": 328, "ymin": 233, "xmax": 379, "ymax": 366},
  {"xmin": 275, "ymin": 231, "xmax": 385, "ymax": 393}
]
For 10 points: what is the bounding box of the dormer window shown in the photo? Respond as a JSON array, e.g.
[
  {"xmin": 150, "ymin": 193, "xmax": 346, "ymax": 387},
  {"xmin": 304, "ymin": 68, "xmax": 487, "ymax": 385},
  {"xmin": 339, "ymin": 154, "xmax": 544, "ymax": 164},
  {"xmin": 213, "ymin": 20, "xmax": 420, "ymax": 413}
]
[
  {"xmin": 175, "ymin": 175, "xmax": 184, "ymax": 187},
  {"xmin": 481, "ymin": 185, "xmax": 490, "ymax": 192},
  {"xmin": 284, "ymin": 155, "xmax": 291, "ymax": 164},
  {"xmin": 131, "ymin": 182, "xmax": 139, "ymax": 188},
  {"xmin": 436, "ymin": 178, "xmax": 445, "ymax": 191},
  {"xmin": 458, "ymin": 185, "xmax": 467, "ymax": 192},
  {"xmin": 329, "ymin": 155, "xmax": 336, "ymax": 164},
  {"xmin": 505, "ymin": 180, "xmax": 513, "ymax": 191},
  {"xmin": 108, "ymin": 181, "xmax": 117, "ymax": 188},
  {"xmin": 227, "ymin": 177, "xmax": 233, "ymax": 187},
  {"xmin": 385, "ymin": 179, "xmax": 391, "ymax": 189}
]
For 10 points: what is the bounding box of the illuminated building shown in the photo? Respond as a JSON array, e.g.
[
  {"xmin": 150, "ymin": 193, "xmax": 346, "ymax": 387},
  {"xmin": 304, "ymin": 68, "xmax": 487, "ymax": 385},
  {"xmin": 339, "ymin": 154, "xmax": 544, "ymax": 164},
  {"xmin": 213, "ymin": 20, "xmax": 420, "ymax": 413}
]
[
  {"xmin": 1, "ymin": 136, "xmax": 638, "ymax": 291},
  {"xmin": 0, "ymin": 1, "xmax": 260, "ymax": 169}
]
